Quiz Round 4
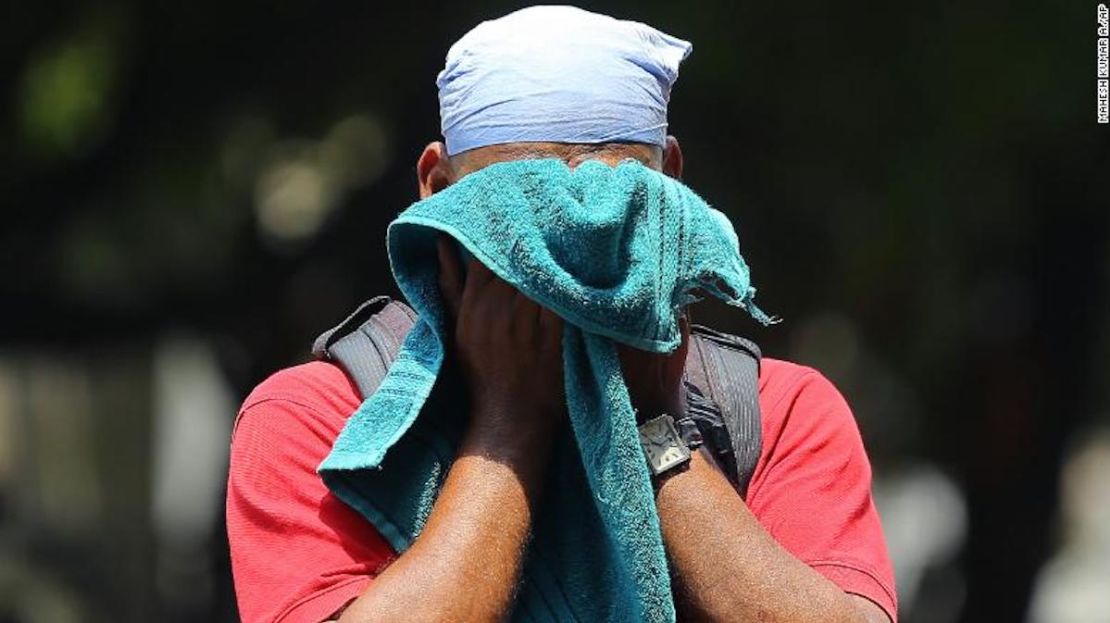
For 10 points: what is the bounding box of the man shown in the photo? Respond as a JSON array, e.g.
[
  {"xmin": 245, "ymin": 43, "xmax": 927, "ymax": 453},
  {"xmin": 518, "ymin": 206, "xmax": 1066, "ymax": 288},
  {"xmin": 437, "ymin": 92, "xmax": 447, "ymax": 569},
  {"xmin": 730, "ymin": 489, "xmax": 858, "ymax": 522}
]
[{"xmin": 227, "ymin": 6, "xmax": 897, "ymax": 623}]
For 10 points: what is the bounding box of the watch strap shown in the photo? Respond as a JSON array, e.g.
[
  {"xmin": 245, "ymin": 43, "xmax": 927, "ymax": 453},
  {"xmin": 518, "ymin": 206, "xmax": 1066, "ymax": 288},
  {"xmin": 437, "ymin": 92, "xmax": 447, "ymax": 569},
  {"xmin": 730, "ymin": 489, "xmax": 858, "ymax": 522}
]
[{"xmin": 673, "ymin": 416, "xmax": 704, "ymax": 451}]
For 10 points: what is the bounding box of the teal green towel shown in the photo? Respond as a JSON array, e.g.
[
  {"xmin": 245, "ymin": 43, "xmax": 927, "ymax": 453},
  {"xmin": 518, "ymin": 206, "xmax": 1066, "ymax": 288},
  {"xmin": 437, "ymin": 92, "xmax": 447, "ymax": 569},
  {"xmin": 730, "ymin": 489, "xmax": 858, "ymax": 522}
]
[{"xmin": 319, "ymin": 159, "xmax": 769, "ymax": 622}]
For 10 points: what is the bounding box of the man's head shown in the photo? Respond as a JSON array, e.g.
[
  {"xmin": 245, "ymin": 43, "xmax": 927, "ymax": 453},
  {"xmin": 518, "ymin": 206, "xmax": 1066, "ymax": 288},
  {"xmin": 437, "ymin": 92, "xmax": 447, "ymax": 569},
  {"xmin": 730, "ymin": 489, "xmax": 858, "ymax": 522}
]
[
  {"xmin": 418, "ymin": 6, "xmax": 689, "ymax": 198},
  {"xmin": 417, "ymin": 138, "xmax": 684, "ymax": 199}
]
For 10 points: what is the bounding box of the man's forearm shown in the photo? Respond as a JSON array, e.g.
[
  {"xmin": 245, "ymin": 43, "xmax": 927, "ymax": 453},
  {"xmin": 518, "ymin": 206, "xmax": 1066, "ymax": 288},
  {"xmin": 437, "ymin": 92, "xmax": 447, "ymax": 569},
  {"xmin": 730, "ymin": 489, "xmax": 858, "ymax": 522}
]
[
  {"xmin": 335, "ymin": 247, "xmax": 564, "ymax": 622},
  {"xmin": 656, "ymin": 450, "xmax": 889, "ymax": 623},
  {"xmin": 337, "ymin": 423, "xmax": 548, "ymax": 623}
]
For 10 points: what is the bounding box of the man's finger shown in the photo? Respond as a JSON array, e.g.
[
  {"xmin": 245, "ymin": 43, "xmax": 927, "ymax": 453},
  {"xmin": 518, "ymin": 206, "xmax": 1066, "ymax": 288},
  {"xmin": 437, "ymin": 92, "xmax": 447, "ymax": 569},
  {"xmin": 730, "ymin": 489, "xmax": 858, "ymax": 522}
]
[
  {"xmin": 667, "ymin": 311, "xmax": 692, "ymax": 380},
  {"xmin": 436, "ymin": 235, "xmax": 464, "ymax": 321},
  {"xmin": 675, "ymin": 311, "xmax": 691, "ymax": 356},
  {"xmin": 512, "ymin": 289, "xmax": 541, "ymax": 322},
  {"xmin": 538, "ymin": 307, "xmax": 563, "ymax": 351},
  {"xmin": 460, "ymin": 257, "xmax": 498, "ymax": 312}
]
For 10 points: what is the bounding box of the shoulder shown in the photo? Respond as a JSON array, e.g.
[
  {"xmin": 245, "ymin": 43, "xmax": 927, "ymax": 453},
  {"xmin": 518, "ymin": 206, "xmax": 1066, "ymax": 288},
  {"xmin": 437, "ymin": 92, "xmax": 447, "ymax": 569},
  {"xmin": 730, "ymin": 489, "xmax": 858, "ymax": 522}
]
[
  {"xmin": 752, "ymin": 357, "xmax": 867, "ymax": 486},
  {"xmin": 757, "ymin": 358, "xmax": 843, "ymax": 412},
  {"xmin": 241, "ymin": 359, "xmax": 361, "ymax": 415},
  {"xmin": 748, "ymin": 358, "xmax": 897, "ymax": 618},
  {"xmin": 231, "ymin": 360, "xmax": 363, "ymax": 468},
  {"xmin": 236, "ymin": 360, "xmax": 362, "ymax": 430},
  {"xmin": 757, "ymin": 358, "xmax": 855, "ymax": 435},
  {"xmin": 228, "ymin": 360, "xmax": 363, "ymax": 515},
  {"xmin": 227, "ymin": 361, "xmax": 395, "ymax": 623}
]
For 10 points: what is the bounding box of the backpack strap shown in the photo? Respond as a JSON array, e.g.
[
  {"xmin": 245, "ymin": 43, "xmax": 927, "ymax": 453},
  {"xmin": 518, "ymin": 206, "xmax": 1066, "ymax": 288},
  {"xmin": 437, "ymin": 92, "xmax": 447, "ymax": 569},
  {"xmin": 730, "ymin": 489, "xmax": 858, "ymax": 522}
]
[
  {"xmin": 312, "ymin": 299, "xmax": 763, "ymax": 497},
  {"xmin": 312, "ymin": 296, "xmax": 417, "ymax": 398},
  {"xmin": 685, "ymin": 325, "xmax": 763, "ymax": 498}
]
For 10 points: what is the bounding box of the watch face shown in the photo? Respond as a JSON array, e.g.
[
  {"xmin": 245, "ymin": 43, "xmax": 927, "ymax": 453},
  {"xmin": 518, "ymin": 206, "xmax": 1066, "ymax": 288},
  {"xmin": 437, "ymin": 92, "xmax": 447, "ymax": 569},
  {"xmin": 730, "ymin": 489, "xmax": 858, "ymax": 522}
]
[{"xmin": 638, "ymin": 416, "xmax": 691, "ymax": 475}]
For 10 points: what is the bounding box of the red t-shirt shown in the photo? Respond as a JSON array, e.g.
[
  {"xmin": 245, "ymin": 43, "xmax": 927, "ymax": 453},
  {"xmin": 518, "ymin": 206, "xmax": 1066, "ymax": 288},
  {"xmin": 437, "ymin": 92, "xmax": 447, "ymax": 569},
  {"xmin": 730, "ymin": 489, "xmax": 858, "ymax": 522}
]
[{"xmin": 227, "ymin": 358, "xmax": 898, "ymax": 622}]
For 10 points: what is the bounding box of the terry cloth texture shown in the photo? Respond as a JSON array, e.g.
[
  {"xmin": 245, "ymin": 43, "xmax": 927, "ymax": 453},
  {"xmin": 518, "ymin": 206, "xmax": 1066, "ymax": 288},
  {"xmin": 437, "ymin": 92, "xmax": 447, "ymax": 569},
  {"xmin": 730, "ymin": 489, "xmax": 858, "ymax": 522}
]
[{"xmin": 318, "ymin": 158, "xmax": 770, "ymax": 622}]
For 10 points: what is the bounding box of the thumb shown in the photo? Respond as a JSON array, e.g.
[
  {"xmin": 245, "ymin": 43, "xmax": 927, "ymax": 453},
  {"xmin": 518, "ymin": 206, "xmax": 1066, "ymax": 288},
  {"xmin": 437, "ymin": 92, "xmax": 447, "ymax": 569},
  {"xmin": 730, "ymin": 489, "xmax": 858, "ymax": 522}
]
[
  {"xmin": 665, "ymin": 311, "xmax": 691, "ymax": 386},
  {"xmin": 436, "ymin": 235, "xmax": 464, "ymax": 323}
]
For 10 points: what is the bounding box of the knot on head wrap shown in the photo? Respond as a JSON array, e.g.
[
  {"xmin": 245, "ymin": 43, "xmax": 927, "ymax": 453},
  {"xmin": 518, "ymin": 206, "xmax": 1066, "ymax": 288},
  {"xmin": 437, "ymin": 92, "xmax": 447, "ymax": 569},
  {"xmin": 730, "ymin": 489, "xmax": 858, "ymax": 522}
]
[{"xmin": 436, "ymin": 6, "xmax": 692, "ymax": 156}]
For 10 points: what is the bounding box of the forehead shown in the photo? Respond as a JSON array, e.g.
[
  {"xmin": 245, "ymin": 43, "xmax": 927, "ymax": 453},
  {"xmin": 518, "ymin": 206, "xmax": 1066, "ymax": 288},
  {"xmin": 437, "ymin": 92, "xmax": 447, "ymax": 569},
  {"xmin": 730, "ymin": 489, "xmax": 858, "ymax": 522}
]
[{"xmin": 452, "ymin": 142, "xmax": 663, "ymax": 174}]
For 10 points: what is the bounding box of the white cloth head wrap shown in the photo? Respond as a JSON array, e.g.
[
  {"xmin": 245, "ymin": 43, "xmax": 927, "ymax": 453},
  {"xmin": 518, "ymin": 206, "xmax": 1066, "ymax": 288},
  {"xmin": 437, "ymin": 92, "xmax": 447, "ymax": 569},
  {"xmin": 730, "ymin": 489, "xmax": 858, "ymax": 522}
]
[{"xmin": 436, "ymin": 6, "xmax": 692, "ymax": 156}]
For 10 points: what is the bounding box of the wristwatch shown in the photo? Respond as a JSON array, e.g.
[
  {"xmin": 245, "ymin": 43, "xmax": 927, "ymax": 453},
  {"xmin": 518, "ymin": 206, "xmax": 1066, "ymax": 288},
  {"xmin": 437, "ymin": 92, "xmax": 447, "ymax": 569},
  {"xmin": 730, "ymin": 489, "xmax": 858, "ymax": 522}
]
[{"xmin": 637, "ymin": 414, "xmax": 704, "ymax": 479}]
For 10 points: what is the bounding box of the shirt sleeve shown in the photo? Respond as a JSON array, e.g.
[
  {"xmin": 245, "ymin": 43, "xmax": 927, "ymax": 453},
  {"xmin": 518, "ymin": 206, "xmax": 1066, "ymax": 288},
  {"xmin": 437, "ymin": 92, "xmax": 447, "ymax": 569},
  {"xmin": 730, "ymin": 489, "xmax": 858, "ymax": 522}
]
[
  {"xmin": 227, "ymin": 393, "xmax": 396, "ymax": 623},
  {"xmin": 746, "ymin": 366, "xmax": 898, "ymax": 621}
]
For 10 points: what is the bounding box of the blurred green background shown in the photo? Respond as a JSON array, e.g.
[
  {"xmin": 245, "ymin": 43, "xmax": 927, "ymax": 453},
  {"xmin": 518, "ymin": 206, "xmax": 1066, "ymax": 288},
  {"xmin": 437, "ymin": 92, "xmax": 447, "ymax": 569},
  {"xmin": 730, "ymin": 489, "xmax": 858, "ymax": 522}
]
[{"xmin": 1, "ymin": 2, "xmax": 1107, "ymax": 622}]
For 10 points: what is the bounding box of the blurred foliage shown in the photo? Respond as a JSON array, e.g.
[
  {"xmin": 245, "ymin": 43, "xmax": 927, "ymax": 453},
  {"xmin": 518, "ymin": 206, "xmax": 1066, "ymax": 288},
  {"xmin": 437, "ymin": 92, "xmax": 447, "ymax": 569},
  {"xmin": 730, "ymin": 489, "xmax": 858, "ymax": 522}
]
[
  {"xmin": 17, "ymin": 6, "xmax": 127, "ymax": 161},
  {"xmin": 0, "ymin": 1, "xmax": 1106, "ymax": 622}
]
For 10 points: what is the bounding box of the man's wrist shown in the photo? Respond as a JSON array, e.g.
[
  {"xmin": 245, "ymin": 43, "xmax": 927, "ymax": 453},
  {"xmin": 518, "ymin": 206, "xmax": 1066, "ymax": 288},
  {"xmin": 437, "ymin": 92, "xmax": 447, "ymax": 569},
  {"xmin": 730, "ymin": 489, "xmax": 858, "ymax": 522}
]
[
  {"xmin": 464, "ymin": 402, "xmax": 557, "ymax": 476},
  {"xmin": 469, "ymin": 396, "xmax": 559, "ymax": 434},
  {"xmin": 464, "ymin": 419, "xmax": 551, "ymax": 457},
  {"xmin": 660, "ymin": 384, "xmax": 688, "ymax": 423},
  {"xmin": 654, "ymin": 447, "xmax": 722, "ymax": 495}
]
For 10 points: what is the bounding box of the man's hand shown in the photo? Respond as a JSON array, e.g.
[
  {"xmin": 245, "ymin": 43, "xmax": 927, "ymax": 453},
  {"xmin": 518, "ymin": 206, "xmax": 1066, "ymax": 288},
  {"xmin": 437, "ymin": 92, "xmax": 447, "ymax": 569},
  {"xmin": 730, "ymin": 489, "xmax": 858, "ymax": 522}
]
[
  {"xmin": 337, "ymin": 239, "xmax": 564, "ymax": 623},
  {"xmin": 617, "ymin": 314, "xmax": 690, "ymax": 418},
  {"xmin": 437, "ymin": 236, "xmax": 565, "ymax": 456}
]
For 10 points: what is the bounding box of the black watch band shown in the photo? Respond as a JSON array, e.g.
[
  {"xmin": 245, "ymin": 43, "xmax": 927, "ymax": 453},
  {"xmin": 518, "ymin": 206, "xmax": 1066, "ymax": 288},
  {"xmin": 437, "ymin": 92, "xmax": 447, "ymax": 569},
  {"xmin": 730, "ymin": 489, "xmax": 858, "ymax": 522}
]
[{"xmin": 673, "ymin": 416, "xmax": 704, "ymax": 452}]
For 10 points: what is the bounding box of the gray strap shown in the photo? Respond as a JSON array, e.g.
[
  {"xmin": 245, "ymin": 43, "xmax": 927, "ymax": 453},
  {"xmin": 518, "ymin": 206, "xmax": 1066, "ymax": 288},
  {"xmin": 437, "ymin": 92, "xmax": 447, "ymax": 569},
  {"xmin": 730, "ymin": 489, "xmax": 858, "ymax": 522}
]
[
  {"xmin": 312, "ymin": 297, "xmax": 416, "ymax": 398},
  {"xmin": 687, "ymin": 325, "xmax": 763, "ymax": 498}
]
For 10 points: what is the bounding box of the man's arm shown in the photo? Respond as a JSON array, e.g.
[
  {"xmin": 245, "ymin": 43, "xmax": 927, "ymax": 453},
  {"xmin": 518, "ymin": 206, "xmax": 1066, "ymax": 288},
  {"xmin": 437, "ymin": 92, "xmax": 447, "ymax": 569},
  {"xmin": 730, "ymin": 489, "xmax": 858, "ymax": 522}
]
[
  {"xmin": 336, "ymin": 239, "xmax": 892, "ymax": 622},
  {"xmin": 621, "ymin": 320, "xmax": 893, "ymax": 623},
  {"xmin": 657, "ymin": 449, "xmax": 891, "ymax": 623},
  {"xmin": 336, "ymin": 420, "xmax": 551, "ymax": 622},
  {"xmin": 337, "ymin": 239, "xmax": 564, "ymax": 622}
]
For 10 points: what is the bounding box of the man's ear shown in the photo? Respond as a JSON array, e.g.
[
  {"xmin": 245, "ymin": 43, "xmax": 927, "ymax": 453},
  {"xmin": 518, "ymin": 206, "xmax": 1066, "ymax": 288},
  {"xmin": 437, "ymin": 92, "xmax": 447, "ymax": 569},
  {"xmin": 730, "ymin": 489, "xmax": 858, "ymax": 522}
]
[
  {"xmin": 417, "ymin": 141, "xmax": 454, "ymax": 199},
  {"xmin": 663, "ymin": 135, "xmax": 684, "ymax": 180}
]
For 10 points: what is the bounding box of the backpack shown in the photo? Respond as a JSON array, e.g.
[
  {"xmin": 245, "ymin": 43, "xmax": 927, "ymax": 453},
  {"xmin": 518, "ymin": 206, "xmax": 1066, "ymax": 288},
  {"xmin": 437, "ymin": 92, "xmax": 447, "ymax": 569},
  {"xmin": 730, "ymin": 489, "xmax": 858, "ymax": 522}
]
[{"xmin": 313, "ymin": 296, "xmax": 764, "ymax": 497}]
